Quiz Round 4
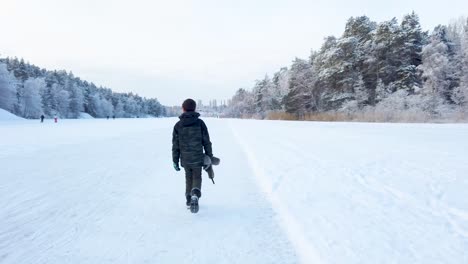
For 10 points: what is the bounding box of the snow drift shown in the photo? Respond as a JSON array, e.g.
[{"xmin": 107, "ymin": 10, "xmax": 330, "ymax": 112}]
[{"xmin": 0, "ymin": 108, "xmax": 23, "ymax": 121}]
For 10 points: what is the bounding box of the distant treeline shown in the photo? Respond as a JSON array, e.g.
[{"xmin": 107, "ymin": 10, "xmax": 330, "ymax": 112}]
[
  {"xmin": 0, "ymin": 57, "xmax": 166, "ymax": 119},
  {"xmin": 226, "ymin": 13, "xmax": 468, "ymax": 122}
]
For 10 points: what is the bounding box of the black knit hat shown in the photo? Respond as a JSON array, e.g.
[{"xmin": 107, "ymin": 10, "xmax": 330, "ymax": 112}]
[{"xmin": 182, "ymin": 98, "xmax": 196, "ymax": 112}]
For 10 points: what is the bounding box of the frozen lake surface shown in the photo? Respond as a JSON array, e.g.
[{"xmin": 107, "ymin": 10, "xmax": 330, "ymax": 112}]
[{"xmin": 1, "ymin": 117, "xmax": 467, "ymax": 263}]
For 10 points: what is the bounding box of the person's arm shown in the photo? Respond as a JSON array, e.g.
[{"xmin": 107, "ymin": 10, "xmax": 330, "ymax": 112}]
[
  {"xmin": 172, "ymin": 124, "xmax": 180, "ymax": 164},
  {"xmin": 201, "ymin": 120, "xmax": 213, "ymax": 158}
]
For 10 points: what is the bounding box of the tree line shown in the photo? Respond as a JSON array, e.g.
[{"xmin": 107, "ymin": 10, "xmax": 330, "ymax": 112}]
[
  {"xmin": 226, "ymin": 13, "xmax": 468, "ymax": 121},
  {"xmin": 0, "ymin": 57, "xmax": 165, "ymax": 119}
]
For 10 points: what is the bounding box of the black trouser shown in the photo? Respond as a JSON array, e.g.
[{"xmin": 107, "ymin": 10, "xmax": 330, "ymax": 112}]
[{"xmin": 184, "ymin": 167, "xmax": 202, "ymax": 198}]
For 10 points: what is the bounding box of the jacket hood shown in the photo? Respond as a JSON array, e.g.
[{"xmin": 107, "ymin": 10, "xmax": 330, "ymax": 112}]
[{"xmin": 179, "ymin": 111, "xmax": 200, "ymax": 126}]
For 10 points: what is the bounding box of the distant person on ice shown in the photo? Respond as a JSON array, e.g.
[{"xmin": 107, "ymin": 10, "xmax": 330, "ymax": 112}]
[
  {"xmin": 172, "ymin": 98, "xmax": 215, "ymax": 213},
  {"xmin": 40, "ymin": 114, "xmax": 45, "ymax": 123}
]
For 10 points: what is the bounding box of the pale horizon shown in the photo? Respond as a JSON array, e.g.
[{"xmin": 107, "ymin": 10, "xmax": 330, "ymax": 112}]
[{"xmin": 2, "ymin": 0, "xmax": 467, "ymax": 106}]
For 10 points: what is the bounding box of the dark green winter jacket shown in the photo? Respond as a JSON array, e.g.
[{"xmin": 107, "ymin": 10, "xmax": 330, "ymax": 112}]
[{"xmin": 172, "ymin": 112, "xmax": 213, "ymax": 168}]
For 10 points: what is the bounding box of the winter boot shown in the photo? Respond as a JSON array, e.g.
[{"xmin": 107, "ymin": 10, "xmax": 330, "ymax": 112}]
[
  {"xmin": 190, "ymin": 195, "xmax": 199, "ymax": 213},
  {"xmin": 186, "ymin": 195, "xmax": 191, "ymax": 209},
  {"xmin": 190, "ymin": 188, "xmax": 201, "ymax": 213}
]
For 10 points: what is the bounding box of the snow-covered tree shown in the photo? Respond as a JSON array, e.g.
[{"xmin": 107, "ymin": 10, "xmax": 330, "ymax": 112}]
[
  {"xmin": 41, "ymin": 85, "xmax": 55, "ymax": 116},
  {"xmin": 372, "ymin": 18, "xmax": 402, "ymax": 88},
  {"xmin": 284, "ymin": 58, "xmax": 315, "ymax": 117},
  {"xmin": 398, "ymin": 12, "xmax": 426, "ymax": 91},
  {"xmin": 271, "ymin": 67, "xmax": 289, "ymax": 109},
  {"xmin": 1, "ymin": 56, "xmax": 166, "ymax": 119},
  {"xmin": 375, "ymin": 79, "xmax": 389, "ymax": 102},
  {"xmin": 124, "ymin": 96, "xmax": 139, "ymax": 117},
  {"xmin": 222, "ymin": 13, "xmax": 467, "ymax": 120},
  {"xmin": 146, "ymin": 99, "xmax": 163, "ymax": 117},
  {"xmin": 21, "ymin": 78, "xmax": 45, "ymax": 118},
  {"xmin": 86, "ymin": 92, "xmax": 110, "ymax": 118},
  {"xmin": 227, "ymin": 88, "xmax": 254, "ymax": 118},
  {"xmin": 313, "ymin": 36, "xmax": 342, "ymax": 108},
  {"xmin": 56, "ymin": 89, "xmax": 70, "ymax": 117},
  {"xmin": 454, "ymin": 19, "xmax": 468, "ymax": 108},
  {"xmin": 354, "ymin": 74, "xmax": 368, "ymax": 106},
  {"xmin": 420, "ymin": 27, "xmax": 451, "ymax": 99},
  {"xmin": 337, "ymin": 16, "xmax": 376, "ymax": 99},
  {"xmin": 114, "ymin": 99, "xmax": 126, "ymax": 117},
  {"xmin": 0, "ymin": 63, "xmax": 17, "ymax": 111},
  {"xmin": 100, "ymin": 98, "xmax": 114, "ymax": 117},
  {"xmin": 253, "ymin": 75, "xmax": 275, "ymax": 115},
  {"xmin": 340, "ymin": 74, "xmax": 368, "ymax": 113},
  {"xmin": 67, "ymin": 83, "xmax": 84, "ymax": 118}
]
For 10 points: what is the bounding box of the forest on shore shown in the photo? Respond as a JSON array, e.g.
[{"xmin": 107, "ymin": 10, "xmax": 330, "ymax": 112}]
[
  {"xmin": 0, "ymin": 57, "xmax": 165, "ymax": 119},
  {"xmin": 225, "ymin": 13, "xmax": 468, "ymax": 122}
]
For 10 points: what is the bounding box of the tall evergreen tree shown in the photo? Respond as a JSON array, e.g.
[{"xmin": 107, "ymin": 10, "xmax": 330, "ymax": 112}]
[
  {"xmin": 56, "ymin": 89, "xmax": 70, "ymax": 118},
  {"xmin": 372, "ymin": 18, "xmax": 402, "ymax": 90},
  {"xmin": 0, "ymin": 63, "xmax": 16, "ymax": 111},
  {"xmin": 284, "ymin": 58, "xmax": 314, "ymax": 117},
  {"xmin": 68, "ymin": 83, "xmax": 84, "ymax": 118},
  {"xmin": 454, "ymin": 19, "xmax": 468, "ymax": 108},
  {"xmin": 21, "ymin": 78, "xmax": 45, "ymax": 118},
  {"xmin": 398, "ymin": 12, "xmax": 426, "ymax": 92},
  {"xmin": 272, "ymin": 67, "xmax": 289, "ymax": 110},
  {"xmin": 420, "ymin": 26, "xmax": 451, "ymax": 113}
]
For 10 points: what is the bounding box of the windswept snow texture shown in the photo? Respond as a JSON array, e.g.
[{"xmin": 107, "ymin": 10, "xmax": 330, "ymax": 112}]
[{"xmin": 1, "ymin": 118, "xmax": 468, "ymax": 264}]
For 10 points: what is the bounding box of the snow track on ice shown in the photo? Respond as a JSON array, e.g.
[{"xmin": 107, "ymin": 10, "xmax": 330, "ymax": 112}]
[
  {"xmin": 229, "ymin": 120, "xmax": 324, "ymax": 264},
  {"xmin": 0, "ymin": 118, "xmax": 299, "ymax": 264}
]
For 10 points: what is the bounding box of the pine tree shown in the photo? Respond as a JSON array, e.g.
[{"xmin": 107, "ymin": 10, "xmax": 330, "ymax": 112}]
[
  {"xmin": 420, "ymin": 26, "xmax": 451, "ymax": 113},
  {"xmin": 343, "ymin": 16, "xmax": 376, "ymax": 103},
  {"xmin": 13, "ymin": 58, "xmax": 29, "ymax": 82},
  {"xmin": 56, "ymin": 90, "xmax": 70, "ymax": 118},
  {"xmin": 398, "ymin": 12, "xmax": 426, "ymax": 92},
  {"xmin": 13, "ymin": 84, "xmax": 25, "ymax": 116},
  {"xmin": 100, "ymin": 98, "xmax": 114, "ymax": 117},
  {"xmin": 354, "ymin": 74, "xmax": 368, "ymax": 106},
  {"xmin": 284, "ymin": 58, "xmax": 314, "ymax": 117},
  {"xmin": 124, "ymin": 96, "xmax": 138, "ymax": 117},
  {"xmin": 228, "ymin": 88, "xmax": 254, "ymax": 117},
  {"xmin": 0, "ymin": 56, "xmax": 164, "ymax": 118},
  {"xmin": 22, "ymin": 78, "xmax": 44, "ymax": 118},
  {"xmin": 42, "ymin": 84, "xmax": 60, "ymax": 116},
  {"xmin": 222, "ymin": 13, "xmax": 468, "ymax": 119},
  {"xmin": 271, "ymin": 67, "xmax": 289, "ymax": 110},
  {"xmin": 253, "ymin": 75, "xmax": 274, "ymax": 115},
  {"xmin": 313, "ymin": 36, "xmax": 341, "ymax": 109},
  {"xmin": 68, "ymin": 83, "xmax": 84, "ymax": 118},
  {"xmin": 454, "ymin": 18, "xmax": 468, "ymax": 108},
  {"xmin": 0, "ymin": 63, "xmax": 17, "ymax": 111},
  {"xmin": 372, "ymin": 18, "xmax": 402, "ymax": 89},
  {"xmin": 375, "ymin": 79, "xmax": 389, "ymax": 102}
]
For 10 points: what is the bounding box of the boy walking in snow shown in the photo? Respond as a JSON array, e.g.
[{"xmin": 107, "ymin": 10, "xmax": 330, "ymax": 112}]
[{"xmin": 172, "ymin": 99, "xmax": 214, "ymax": 213}]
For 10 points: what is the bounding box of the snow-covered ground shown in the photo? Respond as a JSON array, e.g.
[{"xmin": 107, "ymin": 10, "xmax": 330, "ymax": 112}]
[
  {"xmin": 1, "ymin": 118, "xmax": 467, "ymax": 264},
  {"xmin": 78, "ymin": 112, "xmax": 94, "ymax": 119}
]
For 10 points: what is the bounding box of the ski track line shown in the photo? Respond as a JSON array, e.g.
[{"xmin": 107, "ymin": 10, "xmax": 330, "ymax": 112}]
[{"xmin": 228, "ymin": 120, "xmax": 324, "ymax": 264}]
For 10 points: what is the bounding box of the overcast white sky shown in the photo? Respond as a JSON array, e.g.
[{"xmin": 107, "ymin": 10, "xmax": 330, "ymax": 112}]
[{"xmin": 1, "ymin": 0, "xmax": 467, "ymax": 105}]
